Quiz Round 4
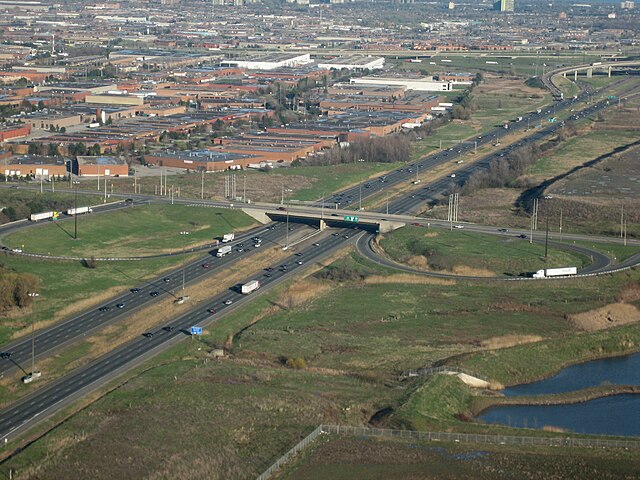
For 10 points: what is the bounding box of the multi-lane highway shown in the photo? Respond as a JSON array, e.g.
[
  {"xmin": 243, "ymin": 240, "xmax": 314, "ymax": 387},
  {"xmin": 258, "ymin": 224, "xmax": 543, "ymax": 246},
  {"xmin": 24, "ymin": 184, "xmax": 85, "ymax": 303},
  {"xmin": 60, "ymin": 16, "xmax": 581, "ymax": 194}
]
[
  {"xmin": 0, "ymin": 221, "xmax": 315, "ymax": 378},
  {"xmin": 0, "ymin": 81, "xmax": 635, "ymax": 443},
  {"xmin": 0, "ymin": 228, "xmax": 358, "ymax": 442}
]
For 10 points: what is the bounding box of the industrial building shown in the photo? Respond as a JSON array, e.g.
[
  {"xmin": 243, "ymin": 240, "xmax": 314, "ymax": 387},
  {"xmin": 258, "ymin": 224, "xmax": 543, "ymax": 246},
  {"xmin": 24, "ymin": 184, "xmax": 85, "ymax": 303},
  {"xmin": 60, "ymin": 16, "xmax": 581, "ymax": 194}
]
[
  {"xmin": 73, "ymin": 156, "xmax": 129, "ymax": 177},
  {"xmin": 221, "ymin": 53, "xmax": 312, "ymax": 70},
  {"xmin": 316, "ymin": 55, "xmax": 385, "ymax": 71},
  {"xmin": 349, "ymin": 76, "xmax": 453, "ymax": 92},
  {"xmin": 2, "ymin": 155, "xmax": 68, "ymax": 179}
]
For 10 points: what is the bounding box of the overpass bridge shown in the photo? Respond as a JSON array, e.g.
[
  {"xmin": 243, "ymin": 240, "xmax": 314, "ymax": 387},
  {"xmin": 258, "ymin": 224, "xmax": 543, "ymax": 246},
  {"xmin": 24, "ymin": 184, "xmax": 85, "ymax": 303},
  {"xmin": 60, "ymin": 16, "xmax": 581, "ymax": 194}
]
[
  {"xmin": 543, "ymin": 59, "xmax": 640, "ymax": 99},
  {"xmin": 242, "ymin": 204, "xmax": 414, "ymax": 233}
]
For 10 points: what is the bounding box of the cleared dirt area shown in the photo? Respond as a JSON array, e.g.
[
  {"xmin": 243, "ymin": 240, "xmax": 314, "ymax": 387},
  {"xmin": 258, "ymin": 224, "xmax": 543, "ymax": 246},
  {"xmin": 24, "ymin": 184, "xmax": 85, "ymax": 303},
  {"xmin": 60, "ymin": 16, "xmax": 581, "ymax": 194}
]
[{"xmin": 567, "ymin": 303, "xmax": 640, "ymax": 331}]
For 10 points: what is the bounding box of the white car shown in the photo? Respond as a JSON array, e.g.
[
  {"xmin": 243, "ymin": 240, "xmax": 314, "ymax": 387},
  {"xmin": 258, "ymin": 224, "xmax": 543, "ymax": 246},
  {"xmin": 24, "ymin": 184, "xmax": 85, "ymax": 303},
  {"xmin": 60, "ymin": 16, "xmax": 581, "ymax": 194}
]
[
  {"xmin": 450, "ymin": 174, "xmax": 456, "ymax": 178},
  {"xmin": 453, "ymin": 225, "xmax": 464, "ymax": 229}
]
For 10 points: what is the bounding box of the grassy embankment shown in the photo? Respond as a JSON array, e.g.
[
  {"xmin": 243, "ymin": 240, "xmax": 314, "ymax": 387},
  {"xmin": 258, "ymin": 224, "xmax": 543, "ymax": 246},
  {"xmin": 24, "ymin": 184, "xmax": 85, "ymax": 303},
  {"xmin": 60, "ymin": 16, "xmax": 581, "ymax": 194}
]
[
  {"xmin": 1, "ymin": 242, "xmax": 639, "ymax": 478},
  {"xmin": 378, "ymin": 226, "xmax": 588, "ymax": 276}
]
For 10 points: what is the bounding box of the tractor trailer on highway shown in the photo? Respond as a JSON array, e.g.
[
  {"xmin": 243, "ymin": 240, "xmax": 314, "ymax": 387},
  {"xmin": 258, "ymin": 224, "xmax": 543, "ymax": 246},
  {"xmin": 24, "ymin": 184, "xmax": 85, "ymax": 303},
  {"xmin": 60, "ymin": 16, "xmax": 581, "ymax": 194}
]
[
  {"xmin": 241, "ymin": 280, "xmax": 260, "ymax": 294},
  {"xmin": 222, "ymin": 233, "xmax": 234, "ymax": 243},
  {"xmin": 216, "ymin": 245, "xmax": 232, "ymax": 257},
  {"xmin": 30, "ymin": 211, "xmax": 54, "ymax": 222},
  {"xmin": 532, "ymin": 267, "xmax": 577, "ymax": 279},
  {"xmin": 66, "ymin": 207, "xmax": 93, "ymax": 216}
]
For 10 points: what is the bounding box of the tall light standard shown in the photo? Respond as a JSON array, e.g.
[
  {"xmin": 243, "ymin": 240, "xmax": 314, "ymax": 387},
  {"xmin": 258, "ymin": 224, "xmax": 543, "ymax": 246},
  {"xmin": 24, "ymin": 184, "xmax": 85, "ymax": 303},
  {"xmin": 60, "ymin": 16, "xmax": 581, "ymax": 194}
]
[
  {"xmin": 73, "ymin": 181, "xmax": 80, "ymax": 240},
  {"xmin": 24, "ymin": 292, "xmax": 41, "ymax": 383},
  {"xmin": 180, "ymin": 231, "xmax": 189, "ymax": 297},
  {"xmin": 359, "ymin": 182, "xmax": 362, "ymax": 211}
]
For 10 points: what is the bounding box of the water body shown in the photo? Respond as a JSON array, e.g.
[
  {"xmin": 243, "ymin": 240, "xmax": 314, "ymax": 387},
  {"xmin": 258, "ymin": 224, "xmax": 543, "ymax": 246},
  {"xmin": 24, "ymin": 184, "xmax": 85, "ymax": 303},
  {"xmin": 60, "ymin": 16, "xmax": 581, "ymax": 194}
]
[
  {"xmin": 504, "ymin": 352, "xmax": 640, "ymax": 396},
  {"xmin": 480, "ymin": 394, "xmax": 640, "ymax": 437},
  {"xmin": 479, "ymin": 353, "xmax": 640, "ymax": 437}
]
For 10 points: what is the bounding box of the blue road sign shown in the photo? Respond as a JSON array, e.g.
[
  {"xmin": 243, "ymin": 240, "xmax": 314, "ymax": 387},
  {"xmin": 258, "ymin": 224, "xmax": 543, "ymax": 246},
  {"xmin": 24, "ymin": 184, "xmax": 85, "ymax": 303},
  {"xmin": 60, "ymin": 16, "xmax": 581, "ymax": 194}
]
[{"xmin": 190, "ymin": 326, "xmax": 203, "ymax": 335}]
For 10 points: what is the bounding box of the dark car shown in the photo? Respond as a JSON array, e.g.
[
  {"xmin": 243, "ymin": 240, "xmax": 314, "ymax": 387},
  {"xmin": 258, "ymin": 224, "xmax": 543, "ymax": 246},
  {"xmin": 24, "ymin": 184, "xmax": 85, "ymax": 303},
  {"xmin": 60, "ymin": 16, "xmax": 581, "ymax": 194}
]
[
  {"xmin": 202, "ymin": 263, "xmax": 211, "ymax": 269},
  {"xmin": 163, "ymin": 326, "xmax": 175, "ymax": 332},
  {"xmin": 518, "ymin": 234, "xmax": 527, "ymax": 239},
  {"xmin": 143, "ymin": 332, "xmax": 154, "ymax": 338},
  {"xmin": 207, "ymin": 308, "xmax": 216, "ymax": 314},
  {"xmin": 99, "ymin": 306, "xmax": 111, "ymax": 312},
  {"xmin": 131, "ymin": 288, "xmax": 140, "ymax": 293},
  {"xmin": 163, "ymin": 278, "xmax": 171, "ymax": 283},
  {"xmin": 0, "ymin": 352, "xmax": 12, "ymax": 359},
  {"xmin": 277, "ymin": 206, "xmax": 286, "ymax": 211},
  {"xmin": 116, "ymin": 303, "xmax": 125, "ymax": 309},
  {"xmin": 264, "ymin": 272, "xmax": 273, "ymax": 278},
  {"xmin": 150, "ymin": 291, "xmax": 159, "ymax": 297}
]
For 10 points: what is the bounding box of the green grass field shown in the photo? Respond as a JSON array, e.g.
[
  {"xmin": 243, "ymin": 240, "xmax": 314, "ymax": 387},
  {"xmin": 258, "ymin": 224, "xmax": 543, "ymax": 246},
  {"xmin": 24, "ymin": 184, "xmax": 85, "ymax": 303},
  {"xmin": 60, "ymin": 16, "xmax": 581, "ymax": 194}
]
[
  {"xmin": 2, "ymin": 249, "xmax": 639, "ymax": 478},
  {"xmin": 528, "ymin": 130, "xmax": 640, "ymax": 179},
  {"xmin": 3, "ymin": 204, "xmax": 255, "ymax": 257},
  {"xmin": 379, "ymin": 226, "xmax": 587, "ymax": 275},
  {"xmin": 278, "ymin": 163, "xmax": 397, "ymax": 201}
]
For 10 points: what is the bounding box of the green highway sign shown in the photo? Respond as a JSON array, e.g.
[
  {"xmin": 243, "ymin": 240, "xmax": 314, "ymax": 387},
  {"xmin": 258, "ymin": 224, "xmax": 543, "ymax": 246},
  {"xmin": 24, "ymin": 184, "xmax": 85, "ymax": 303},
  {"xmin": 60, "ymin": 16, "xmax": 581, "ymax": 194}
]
[{"xmin": 344, "ymin": 215, "xmax": 359, "ymax": 223}]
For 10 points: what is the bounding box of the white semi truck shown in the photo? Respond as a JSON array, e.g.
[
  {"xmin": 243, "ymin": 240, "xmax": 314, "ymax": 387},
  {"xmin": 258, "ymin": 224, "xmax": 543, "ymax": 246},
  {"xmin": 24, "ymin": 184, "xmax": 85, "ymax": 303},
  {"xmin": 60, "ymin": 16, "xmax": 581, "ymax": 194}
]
[
  {"xmin": 67, "ymin": 207, "xmax": 93, "ymax": 216},
  {"xmin": 216, "ymin": 245, "xmax": 232, "ymax": 257},
  {"xmin": 533, "ymin": 267, "xmax": 577, "ymax": 279},
  {"xmin": 30, "ymin": 211, "xmax": 54, "ymax": 222},
  {"xmin": 241, "ymin": 280, "xmax": 260, "ymax": 294},
  {"xmin": 222, "ymin": 233, "xmax": 235, "ymax": 243}
]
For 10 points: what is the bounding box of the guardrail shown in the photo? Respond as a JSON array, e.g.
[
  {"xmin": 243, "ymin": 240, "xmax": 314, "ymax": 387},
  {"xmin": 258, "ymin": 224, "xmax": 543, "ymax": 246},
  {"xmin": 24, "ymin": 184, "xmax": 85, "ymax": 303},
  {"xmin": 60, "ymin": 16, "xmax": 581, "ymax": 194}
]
[{"xmin": 256, "ymin": 424, "xmax": 640, "ymax": 479}]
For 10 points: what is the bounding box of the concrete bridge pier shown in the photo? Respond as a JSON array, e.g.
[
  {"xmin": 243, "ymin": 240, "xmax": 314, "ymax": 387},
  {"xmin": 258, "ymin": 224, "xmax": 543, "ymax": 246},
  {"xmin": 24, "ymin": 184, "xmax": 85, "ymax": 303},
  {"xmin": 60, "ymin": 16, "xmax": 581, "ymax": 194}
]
[
  {"xmin": 608, "ymin": 66, "xmax": 612, "ymax": 78},
  {"xmin": 563, "ymin": 72, "xmax": 567, "ymax": 78},
  {"xmin": 574, "ymin": 70, "xmax": 578, "ymax": 81},
  {"xmin": 587, "ymin": 68, "xmax": 593, "ymax": 78},
  {"xmin": 319, "ymin": 219, "xmax": 327, "ymax": 231}
]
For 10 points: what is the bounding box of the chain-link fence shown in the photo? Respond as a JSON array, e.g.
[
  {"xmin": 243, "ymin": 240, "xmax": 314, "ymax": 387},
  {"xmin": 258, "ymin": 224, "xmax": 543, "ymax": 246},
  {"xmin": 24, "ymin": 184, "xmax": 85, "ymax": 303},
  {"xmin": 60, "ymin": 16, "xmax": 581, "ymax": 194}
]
[{"xmin": 256, "ymin": 424, "xmax": 640, "ymax": 479}]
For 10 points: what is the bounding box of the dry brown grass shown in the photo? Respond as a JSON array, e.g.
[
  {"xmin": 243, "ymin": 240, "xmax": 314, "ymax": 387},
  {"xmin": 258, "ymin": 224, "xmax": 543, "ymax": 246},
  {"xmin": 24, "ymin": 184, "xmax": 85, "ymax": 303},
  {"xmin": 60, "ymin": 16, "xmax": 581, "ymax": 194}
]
[
  {"xmin": 617, "ymin": 282, "xmax": 640, "ymax": 303},
  {"xmin": 364, "ymin": 274, "xmax": 455, "ymax": 286},
  {"xmin": 480, "ymin": 334, "xmax": 544, "ymax": 350},
  {"xmin": 450, "ymin": 265, "xmax": 497, "ymax": 277},
  {"xmin": 407, "ymin": 255, "xmax": 429, "ymax": 270},
  {"xmin": 567, "ymin": 302, "xmax": 640, "ymax": 331},
  {"xmin": 542, "ymin": 425, "xmax": 569, "ymax": 433},
  {"xmin": 423, "ymin": 232, "xmax": 438, "ymax": 238},
  {"xmin": 278, "ymin": 277, "xmax": 333, "ymax": 310},
  {"xmin": 10, "ymin": 286, "xmax": 127, "ymax": 341}
]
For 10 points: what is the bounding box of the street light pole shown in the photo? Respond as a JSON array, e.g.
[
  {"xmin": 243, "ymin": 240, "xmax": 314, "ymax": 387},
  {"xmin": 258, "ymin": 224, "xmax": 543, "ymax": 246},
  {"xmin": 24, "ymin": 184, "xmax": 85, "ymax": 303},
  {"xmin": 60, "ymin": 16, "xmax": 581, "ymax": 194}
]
[
  {"xmin": 359, "ymin": 182, "xmax": 362, "ymax": 211},
  {"xmin": 180, "ymin": 231, "xmax": 189, "ymax": 296},
  {"xmin": 74, "ymin": 181, "xmax": 79, "ymax": 240}
]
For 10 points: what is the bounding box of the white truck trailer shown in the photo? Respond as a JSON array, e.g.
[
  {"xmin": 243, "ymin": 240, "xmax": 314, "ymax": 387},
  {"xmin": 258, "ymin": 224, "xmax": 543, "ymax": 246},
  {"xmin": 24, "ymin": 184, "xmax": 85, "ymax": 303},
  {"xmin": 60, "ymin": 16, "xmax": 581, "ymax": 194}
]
[
  {"xmin": 222, "ymin": 233, "xmax": 235, "ymax": 243},
  {"xmin": 66, "ymin": 207, "xmax": 93, "ymax": 216},
  {"xmin": 533, "ymin": 267, "xmax": 577, "ymax": 279},
  {"xmin": 241, "ymin": 280, "xmax": 260, "ymax": 294},
  {"xmin": 30, "ymin": 211, "xmax": 54, "ymax": 222},
  {"xmin": 216, "ymin": 245, "xmax": 232, "ymax": 257}
]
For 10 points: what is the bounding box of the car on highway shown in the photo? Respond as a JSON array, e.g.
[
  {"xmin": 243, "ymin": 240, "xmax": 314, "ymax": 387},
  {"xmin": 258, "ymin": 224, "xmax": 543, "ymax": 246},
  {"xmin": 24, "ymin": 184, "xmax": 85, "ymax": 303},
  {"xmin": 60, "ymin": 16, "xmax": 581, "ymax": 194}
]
[
  {"xmin": 296, "ymin": 260, "xmax": 304, "ymax": 265},
  {"xmin": 277, "ymin": 206, "xmax": 286, "ymax": 211},
  {"xmin": 163, "ymin": 326, "xmax": 175, "ymax": 332},
  {"xmin": 518, "ymin": 234, "xmax": 527, "ymax": 239},
  {"xmin": 450, "ymin": 174, "xmax": 456, "ymax": 178},
  {"xmin": 150, "ymin": 291, "xmax": 159, "ymax": 297},
  {"xmin": 497, "ymin": 228, "xmax": 509, "ymax": 233},
  {"xmin": 224, "ymin": 299, "xmax": 233, "ymax": 305},
  {"xmin": 202, "ymin": 263, "xmax": 211, "ymax": 269},
  {"xmin": 453, "ymin": 225, "xmax": 464, "ymax": 229},
  {"xmin": 143, "ymin": 332, "xmax": 154, "ymax": 338},
  {"xmin": 254, "ymin": 243, "xmax": 261, "ymax": 248},
  {"xmin": 163, "ymin": 278, "xmax": 171, "ymax": 283},
  {"xmin": 207, "ymin": 308, "xmax": 216, "ymax": 314},
  {"xmin": 264, "ymin": 272, "xmax": 273, "ymax": 278},
  {"xmin": 116, "ymin": 303, "xmax": 125, "ymax": 309},
  {"xmin": 313, "ymin": 243, "xmax": 320, "ymax": 247},
  {"xmin": 0, "ymin": 352, "xmax": 12, "ymax": 359},
  {"xmin": 131, "ymin": 288, "xmax": 140, "ymax": 293},
  {"xmin": 295, "ymin": 252, "xmax": 303, "ymax": 257},
  {"xmin": 98, "ymin": 306, "xmax": 111, "ymax": 312}
]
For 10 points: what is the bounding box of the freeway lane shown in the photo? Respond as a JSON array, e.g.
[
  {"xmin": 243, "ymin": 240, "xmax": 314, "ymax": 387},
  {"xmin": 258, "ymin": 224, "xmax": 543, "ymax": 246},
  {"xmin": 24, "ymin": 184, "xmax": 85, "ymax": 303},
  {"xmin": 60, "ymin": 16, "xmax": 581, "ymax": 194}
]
[
  {"xmin": 0, "ymin": 228, "xmax": 359, "ymax": 443},
  {"xmin": 0, "ymin": 221, "xmax": 312, "ymax": 377}
]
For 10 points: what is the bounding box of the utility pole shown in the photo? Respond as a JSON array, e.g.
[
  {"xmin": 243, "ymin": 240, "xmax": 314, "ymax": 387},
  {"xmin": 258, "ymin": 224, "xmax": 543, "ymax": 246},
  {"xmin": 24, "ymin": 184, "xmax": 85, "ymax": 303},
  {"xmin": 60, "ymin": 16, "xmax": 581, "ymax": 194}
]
[
  {"xmin": 544, "ymin": 218, "xmax": 550, "ymax": 258},
  {"xmin": 51, "ymin": 175, "xmax": 55, "ymax": 193},
  {"xmin": 285, "ymin": 207, "xmax": 289, "ymax": 250},
  {"xmin": 559, "ymin": 207, "xmax": 563, "ymax": 242},
  {"xmin": 180, "ymin": 231, "xmax": 189, "ymax": 297},
  {"xmin": 359, "ymin": 182, "xmax": 362, "ymax": 211},
  {"xmin": 620, "ymin": 205, "xmax": 625, "ymax": 239},
  {"xmin": 243, "ymin": 175, "xmax": 246, "ymax": 203},
  {"xmin": 201, "ymin": 169, "xmax": 204, "ymax": 199},
  {"xmin": 74, "ymin": 181, "xmax": 79, "ymax": 240},
  {"xmin": 134, "ymin": 167, "xmax": 137, "ymax": 194}
]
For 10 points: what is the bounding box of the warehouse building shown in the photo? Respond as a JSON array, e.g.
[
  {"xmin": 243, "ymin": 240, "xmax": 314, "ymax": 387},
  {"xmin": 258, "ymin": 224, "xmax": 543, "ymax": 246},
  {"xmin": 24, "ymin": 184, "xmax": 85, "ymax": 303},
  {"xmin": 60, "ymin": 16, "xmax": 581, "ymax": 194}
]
[
  {"xmin": 316, "ymin": 55, "xmax": 385, "ymax": 71},
  {"xmin": 221, "ymin": 53, "xmax": 312, "ymax": 70}
]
